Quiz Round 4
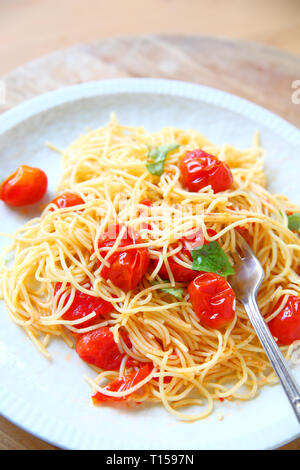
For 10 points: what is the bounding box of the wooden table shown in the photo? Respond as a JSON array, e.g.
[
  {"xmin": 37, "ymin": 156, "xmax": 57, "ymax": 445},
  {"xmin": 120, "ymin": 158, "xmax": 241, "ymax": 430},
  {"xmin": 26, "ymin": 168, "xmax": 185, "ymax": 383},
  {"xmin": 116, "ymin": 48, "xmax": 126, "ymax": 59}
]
[
  {"xmin": 0, "ymin": 35, "xmax": 300, "ymax": 450},
  {"xmin": 1, "ymin": 0, "xmax": 300, "ymax": 75}
]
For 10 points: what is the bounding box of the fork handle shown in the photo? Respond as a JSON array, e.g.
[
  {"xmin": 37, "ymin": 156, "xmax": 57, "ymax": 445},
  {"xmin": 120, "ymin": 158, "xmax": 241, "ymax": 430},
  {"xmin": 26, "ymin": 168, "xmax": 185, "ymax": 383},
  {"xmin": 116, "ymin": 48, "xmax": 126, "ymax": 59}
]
[{"xmin": 243, "ymin": 294, "xmax": 300, "ymax": 424}]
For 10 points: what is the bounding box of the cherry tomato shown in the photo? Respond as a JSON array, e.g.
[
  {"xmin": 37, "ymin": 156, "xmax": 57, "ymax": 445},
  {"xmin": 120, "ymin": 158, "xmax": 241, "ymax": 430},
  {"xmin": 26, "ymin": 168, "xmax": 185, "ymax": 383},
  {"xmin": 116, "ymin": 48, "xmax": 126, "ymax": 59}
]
[
  {"xmin": 236, "ymin": 226, "xmax": 252, "ymax": 244},
  {"xmin": 139, "ymin": 199, "xmax": 153, "ymax": 230},
  {"xmin": 188, "ymin": 272, "xmax": 235, "ymax": 329},
  {"xmin": 140, "ymin": 199, "xmax": 153, "ymax": 207},
  {"xmin": 153, "ymin": 228, "xmax": 217, "ymax": 283},
  {"xmin": 235, "ymin": 223, "xmax": 257, "ymax": 246},
  {"xmin": 153, "ymin": 374, "xmax": 172, "ymax": 384},
  {"xmin": 0, "ymin": 165, "xmax": 48, "ymax": 206},
  {"xmin": 268, "ymin": 295, "xmax": 300, "ymax": 345},
  {"xmin": 97, "ymin": 224, "xmax": 150, "ymax": 291},
  {"xmin": 76, "ymin": 326, "xmax": 126, "ymax": 370},
  {"xmin": 92, "ymin": 363, "xmax": 152, "ymax": 403},
  {"xmin": 50, "ymin": 192, "xmax": 84, "ymax": 209},
  {"xmin": 54, "ymin": 283, "xmax": 113, "ymax": 329},
  {"xmin": 180, "ymin": 149, "xmax": 233, "ymax": 193},
  {"xmin": 121, "ymin": 360, "xmax": 173, "ymax": 384}
]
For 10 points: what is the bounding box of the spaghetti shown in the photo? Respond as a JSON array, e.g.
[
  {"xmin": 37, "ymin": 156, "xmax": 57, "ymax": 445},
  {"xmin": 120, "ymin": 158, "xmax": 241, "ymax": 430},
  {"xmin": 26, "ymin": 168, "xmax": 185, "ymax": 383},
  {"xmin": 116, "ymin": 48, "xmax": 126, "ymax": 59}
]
[{"xmin": 1, "ymin": 114, "xmax": 300, "ymax": 421}]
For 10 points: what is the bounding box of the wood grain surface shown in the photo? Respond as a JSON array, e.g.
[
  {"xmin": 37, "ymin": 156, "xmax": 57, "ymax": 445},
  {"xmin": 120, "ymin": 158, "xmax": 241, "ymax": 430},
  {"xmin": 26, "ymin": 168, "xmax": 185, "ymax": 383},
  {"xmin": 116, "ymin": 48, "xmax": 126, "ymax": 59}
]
[
  {"xmin": 1, "ymin": 35, "xmax": 300, "ymax": 126},
  {"xmin": 1, "ymin": 0, "xmax": 300, "ymax": 75},
  {"xmin": 0, "ymin": 35, "xmax": 300, "ymax": 451}
]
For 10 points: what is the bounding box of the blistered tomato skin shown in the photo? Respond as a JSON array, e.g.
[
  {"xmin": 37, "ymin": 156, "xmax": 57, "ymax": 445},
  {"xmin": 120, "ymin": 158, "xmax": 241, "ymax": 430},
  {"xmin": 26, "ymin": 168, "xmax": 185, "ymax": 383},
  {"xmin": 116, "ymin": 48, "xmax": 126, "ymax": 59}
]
[
  {"xmin": 97, "ymin": 224, "xmax": 150, "ymax": 292},
  {"xmin": 54, "ymin": 283, "xmax": 114, "ymax": 329},
  {"xmin": 268, "ymin": 295, "xmax": 300, "ymax": 345},
  {"xmin": 92, "ymin": 363, "xmax": 152, "ymax": 403},
  {"xmin": 180, "ymin": 149, "xmax": 233, "ymax": 193},
  {"xmin": 140, "ymin": 199, "xmax": 153, "ymax": 207},
  {"xmin": 188, "ymin": 272, "xmax": 235, "ymax": 329},
  {"xmin": 50, "ymin": 192, "xmax": 85, "ymax": 209},
  {"xmin": 76, "ymin": 327, "xmax": 125, "ymax": 370},
  {"xmin": 0, "ymin": 165, "xmax": 48, "ymax": 206},
  {"xmin": 153, "ymin": 228, "xmax": 217, "ymax": 283}
]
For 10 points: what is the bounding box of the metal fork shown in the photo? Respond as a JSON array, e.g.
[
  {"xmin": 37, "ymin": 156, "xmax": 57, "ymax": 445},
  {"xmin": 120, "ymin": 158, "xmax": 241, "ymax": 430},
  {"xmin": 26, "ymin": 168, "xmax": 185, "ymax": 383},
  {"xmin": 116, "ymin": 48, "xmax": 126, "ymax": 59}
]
[{"xmin": 229, "ymin": 234, "xmax": 300, "ymax": 424}]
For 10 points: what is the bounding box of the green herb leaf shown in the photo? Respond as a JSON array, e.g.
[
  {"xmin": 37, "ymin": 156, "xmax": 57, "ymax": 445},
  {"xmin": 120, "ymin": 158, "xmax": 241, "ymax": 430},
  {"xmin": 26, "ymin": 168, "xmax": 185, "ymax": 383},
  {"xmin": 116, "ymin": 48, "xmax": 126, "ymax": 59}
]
[
  {"xmin": 287, "ymin": 213, "xmax": 300, "ymax": 231},
  {"xmin": 191, "ymin": 241, "xmax": 235, "ymax": 277},
  {"xmin": 146, "ymin": 144, "xmax": 179, "ymax": 176},
  {"xmin": 159, "ymin": 286, "xmax": 184, "ymax": 300},
  {"xmin": 152, "ymin": 281, "xmax": 184, "ymax": 300}
]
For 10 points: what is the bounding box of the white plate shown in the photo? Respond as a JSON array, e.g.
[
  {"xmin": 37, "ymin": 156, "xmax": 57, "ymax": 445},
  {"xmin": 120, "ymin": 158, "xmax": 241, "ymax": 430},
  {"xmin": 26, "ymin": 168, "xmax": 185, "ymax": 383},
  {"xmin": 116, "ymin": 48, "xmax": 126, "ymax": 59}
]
[{"xmin": 0, "ymin": 78, "xmax": 300, "ymax": 450}]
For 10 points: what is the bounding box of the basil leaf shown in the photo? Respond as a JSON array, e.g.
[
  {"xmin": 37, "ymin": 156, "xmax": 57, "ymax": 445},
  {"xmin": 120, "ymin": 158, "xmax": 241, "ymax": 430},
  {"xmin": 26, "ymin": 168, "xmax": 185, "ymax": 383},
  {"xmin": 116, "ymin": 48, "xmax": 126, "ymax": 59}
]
[
  {"xmin": 146, "ymin": 144, "xmax": 179, "ymax": 176},
  {"xmin": 191, "ymin": 241, "xmax": 235, "ymax": 277},
  {"xmin": 159, "ymin": 286, "xmax": 184, "ymax": 300},
  {"xmin": 152, "ymin": 281, "xmax": 184, "ymax": 300},
  {"xmin": 287, "ymin": 213, "xmax": 300, "ymax": 231}
]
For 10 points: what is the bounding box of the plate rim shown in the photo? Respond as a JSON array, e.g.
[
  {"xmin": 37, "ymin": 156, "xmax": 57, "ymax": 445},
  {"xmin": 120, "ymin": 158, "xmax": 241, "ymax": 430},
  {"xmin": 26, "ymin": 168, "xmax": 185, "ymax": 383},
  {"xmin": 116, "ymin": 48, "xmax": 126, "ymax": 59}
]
[
  {"xmin": 1, "ymin": 78, "xmax": 300, "ymax": 144},
  {"xmin": 0, "ymin": 77, "xmax": 300, "ymax": 450}
]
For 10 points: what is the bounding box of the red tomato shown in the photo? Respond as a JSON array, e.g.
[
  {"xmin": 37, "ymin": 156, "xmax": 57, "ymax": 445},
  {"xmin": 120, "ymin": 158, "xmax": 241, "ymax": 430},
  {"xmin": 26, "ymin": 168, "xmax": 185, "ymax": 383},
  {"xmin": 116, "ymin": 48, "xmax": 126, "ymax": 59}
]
[
  {"xmin": 188, "ymin": 272, "xmax": 235, "ymax": 329},
  {"xmin": 92, "ymin": 363, "xmax": 152, "ymax": 403},
  {"xmin": 180, "ymin": 149, "xmax": 233, "ymax": 193},
  {"xmin": 97, "ymin": 224, "xmax": 150, "ymax": 291},
  {"xmin": 153, "ymin": 374, "xmax": 172, "ymax": 384},
  {"xmin": 139, "ymin": 199, "xmax": 153, "ymax": 230},
  {"xmin": 153, "ymin": 228, "xmax": 217, "ymax": 283},
  {"xmin": 136, "ymin": 362, "xmax": 172, "ymax": 384},
  {"xmin": 51, "ymin": 192, "xmax": 84, "ymax": 209},
  {"xmin": 76, "ymin": 327, "xmax": 126, "ymax": 370},
  {"xmin": 268, "ymin": 295, "xmax": 300, "ymax": 345},
  {"xmin": 235, "ymin": 225, "xmax": 254, "ymax": 246},
  {"xmin": 140, "ymin": 199, "xmax": 153, "ymax": 207},
  {"xmin": 54, "ymin": 283, "xmax": 113, "ymax": 329},
  {"xmin": 0, "ymin": 165, "xmax": 48, "ymax": 206}
]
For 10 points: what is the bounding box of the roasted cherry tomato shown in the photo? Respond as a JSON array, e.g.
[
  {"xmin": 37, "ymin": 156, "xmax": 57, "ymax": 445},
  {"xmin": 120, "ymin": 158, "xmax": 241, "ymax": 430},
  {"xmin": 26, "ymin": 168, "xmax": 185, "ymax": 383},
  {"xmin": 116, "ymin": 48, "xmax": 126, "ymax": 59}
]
[
  {"xmin": 50, "ymin": 192, "xmax": 84, "ymax": 209},
  {"xmin": 134, "ymin": 362, "xmax": 172, "ymax": 384},
  {"xmin": 76, "ymin": 326, "xmax": 126, "ymax": 370},
  {"xmin": 235, "ymin": 225, "xmax": 252, "ymax": 245},
  {"xmin": 140, "ymin": 199, "xmax": 153, "ymax": 207},
  {"xmin": 0, "ymin": 165, "xmax": 48, "ymax": 206},
  {"xmin": 54, "ymin": 283, "xmax": 113, "ymax": 329},
  {"xmin": 188, "ymin": 272, "xmax": 235, "ymax": 329},
  {"xmin": 97, "ymin": 224, "xmax": 150, "ymax": 291},
  {"xmin": 153, "ymin": 374, "xmax": 172, "ymax": 384},
  {"xmin": 180, "ymin": 149, "xmax": 233, "ymax": 193},
  {"xmin": 153, "ymin": 228, "xmax": 217, "ymax": 283},
  {"xmin": 268, "ymin": 295, "xmax": 300, "ymax": 345},
  {"xmin": 139, "ymin": 199, "xmax": 153, "ymax": 230},
  {"xmin": 92, "ymin": 363, "xmax": 152, "ymax": 403}
]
